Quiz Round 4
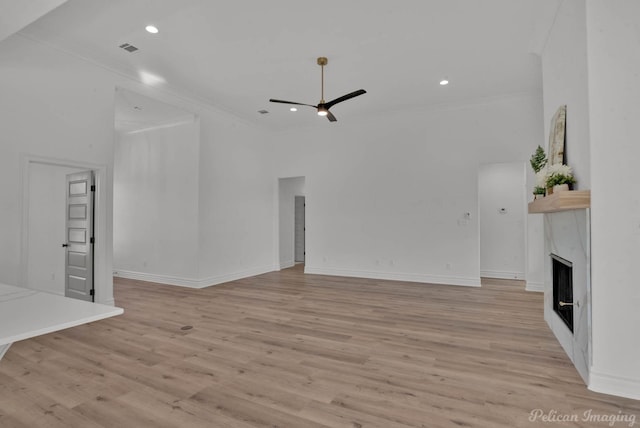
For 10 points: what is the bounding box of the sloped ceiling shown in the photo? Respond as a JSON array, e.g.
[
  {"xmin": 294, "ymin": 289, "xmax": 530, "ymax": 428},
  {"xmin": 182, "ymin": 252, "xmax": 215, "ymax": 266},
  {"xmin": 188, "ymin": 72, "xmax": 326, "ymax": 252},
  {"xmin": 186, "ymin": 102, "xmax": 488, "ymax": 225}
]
[
  {"xmin": 13, "ymin": 0, "xmax": 560, "ymax": 129},
  {"xmin": 115, "ymin": 88, "xmax": 195, "ymax": 134},
  {"xmin": 0, "ymin": 0, "xmax": 67, "ymax": 42}
]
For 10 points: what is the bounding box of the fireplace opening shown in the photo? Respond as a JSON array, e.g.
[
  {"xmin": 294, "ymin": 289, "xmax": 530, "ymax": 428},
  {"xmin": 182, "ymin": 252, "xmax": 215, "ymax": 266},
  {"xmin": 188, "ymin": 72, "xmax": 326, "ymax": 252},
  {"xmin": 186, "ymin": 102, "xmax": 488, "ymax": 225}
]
[{"xmin": 552, "ymin": 254, "xmax": 573, "ymax": 333}]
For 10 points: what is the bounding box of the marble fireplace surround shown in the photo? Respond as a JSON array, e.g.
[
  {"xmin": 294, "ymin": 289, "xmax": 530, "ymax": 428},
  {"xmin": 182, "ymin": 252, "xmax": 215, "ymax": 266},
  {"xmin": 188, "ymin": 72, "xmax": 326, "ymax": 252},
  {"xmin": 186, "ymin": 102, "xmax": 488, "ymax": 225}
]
[{"xmin": 544, "ymin": 209, "xmax": 591, "ymax": 384}]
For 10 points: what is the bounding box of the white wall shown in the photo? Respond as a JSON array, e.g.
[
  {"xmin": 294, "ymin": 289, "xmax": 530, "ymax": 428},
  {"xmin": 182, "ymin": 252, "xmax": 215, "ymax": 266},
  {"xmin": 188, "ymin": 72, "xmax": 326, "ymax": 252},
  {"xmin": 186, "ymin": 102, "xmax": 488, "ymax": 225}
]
[
  {"xmin": 528, "ymin": 0, "xmax": 592, "ymax": 295},
  {"xmin": 114, "ymin": 98, "xmax": 275, "ymax": 288},
  {"xmin": 278, "ymin": 176, "xmax": 305, "ymax": 269},
  {"xmin": 539, "ymin": 0, "xmax": 593, "ymax": 386},
  {"xmin": 0, "ymin": 33, "xmax": 276, "ymax": 300},
  {"xmin": 479, "ymin": 162, "xmax": 526, "ymax": 280},
  {"xmin": 541, "ymin": 0, "xmax": 591, "ymax": 189},
  {"xmin": 540, "ymin": 0, "xmax": 640, "ymax": 399},
  {"xmin": 197, "ymin": 110, "xmax": 275, "ymax": 286},
  {"xmin": 0, "ymin": 34, "xmax": 116, "ymax": 304},
  {"xmin": 586, "ymin": 0, "xmax": 640, "ymax": 399},
  {"xmin": 114, "ymin": 120, "xmax": 200, "ymax": 283},
  {"xmin": 271, "ymin": 95, "xmax": 543, "ymax": 286}
]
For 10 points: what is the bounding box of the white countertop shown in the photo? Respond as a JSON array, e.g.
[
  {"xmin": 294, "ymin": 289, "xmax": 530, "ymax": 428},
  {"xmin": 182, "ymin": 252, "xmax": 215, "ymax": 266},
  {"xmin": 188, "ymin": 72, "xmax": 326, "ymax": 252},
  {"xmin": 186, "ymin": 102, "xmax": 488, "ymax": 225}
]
[{"xmin": 0, "ymin": 283, "xmax": 123, "ymax": 347}]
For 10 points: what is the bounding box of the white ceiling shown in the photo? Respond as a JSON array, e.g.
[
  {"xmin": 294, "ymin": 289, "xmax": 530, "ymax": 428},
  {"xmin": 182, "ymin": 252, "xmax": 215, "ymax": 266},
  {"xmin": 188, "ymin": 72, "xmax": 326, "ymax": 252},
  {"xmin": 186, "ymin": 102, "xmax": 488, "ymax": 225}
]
[
  {"xmin": 14, "ymin": 0, "xmax": 560, "ymax": 130},
  {"xmin": 0, "ymin": 0, "xmax": 66, "ymax": 42},
  {"xmin": 115, "ymin": 88, "xmax": 195, "ymax": 134}
]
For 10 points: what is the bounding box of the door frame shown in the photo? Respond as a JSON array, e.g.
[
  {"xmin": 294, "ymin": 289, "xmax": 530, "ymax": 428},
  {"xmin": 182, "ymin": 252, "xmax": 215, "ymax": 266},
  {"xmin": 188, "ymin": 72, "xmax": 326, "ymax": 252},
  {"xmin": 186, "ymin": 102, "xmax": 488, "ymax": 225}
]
[
  {"xmin": 276, "ymin": 176, "xmax": 306, "ymax": 270},
  {"xmin": 20, "ymin": 155, "xmax": 108, "ymax": 302},
  {"xmin": 477, "ymin": 161, "xmax": 528, "ymax": 281}
]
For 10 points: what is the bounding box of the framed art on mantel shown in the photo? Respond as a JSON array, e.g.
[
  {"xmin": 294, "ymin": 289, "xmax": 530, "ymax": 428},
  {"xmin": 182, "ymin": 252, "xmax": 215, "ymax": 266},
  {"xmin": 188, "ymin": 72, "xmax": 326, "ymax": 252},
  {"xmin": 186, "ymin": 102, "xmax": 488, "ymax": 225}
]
[{"xmin": 548, "ymin": 105, "xmax": 566, "ymax": 165}]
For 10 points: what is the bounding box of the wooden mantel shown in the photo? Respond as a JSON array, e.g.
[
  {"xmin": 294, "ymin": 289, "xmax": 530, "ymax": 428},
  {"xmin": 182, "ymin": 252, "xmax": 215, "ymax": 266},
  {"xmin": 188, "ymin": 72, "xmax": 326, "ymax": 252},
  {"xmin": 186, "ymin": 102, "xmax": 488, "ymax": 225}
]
[{"xmin": 528, "ymin": 190, "xmax": 591, "ymax": 214}]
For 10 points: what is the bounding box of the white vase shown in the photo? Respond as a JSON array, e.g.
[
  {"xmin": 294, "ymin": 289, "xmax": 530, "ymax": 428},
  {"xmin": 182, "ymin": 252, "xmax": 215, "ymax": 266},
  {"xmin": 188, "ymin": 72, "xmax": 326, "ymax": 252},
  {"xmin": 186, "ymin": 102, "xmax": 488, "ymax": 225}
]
[{"xmin": 553, "ymin": 183, "xmax": 569, "ymax": 192}]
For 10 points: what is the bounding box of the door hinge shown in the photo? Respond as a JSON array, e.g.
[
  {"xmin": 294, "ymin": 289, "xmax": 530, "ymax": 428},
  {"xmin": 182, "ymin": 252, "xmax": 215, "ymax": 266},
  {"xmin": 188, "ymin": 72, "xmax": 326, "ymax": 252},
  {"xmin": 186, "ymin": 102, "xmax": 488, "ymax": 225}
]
[
  {"xmin": 90, "ymin": 289, "xmax": 94, "ymax": 296},
  {"xmin": 90, "ymin": 185, "xmax": 96, "ymax": 192},
  {"xmin": 90, "ymin": 237, "xmax": 95, "ymax": 244}
]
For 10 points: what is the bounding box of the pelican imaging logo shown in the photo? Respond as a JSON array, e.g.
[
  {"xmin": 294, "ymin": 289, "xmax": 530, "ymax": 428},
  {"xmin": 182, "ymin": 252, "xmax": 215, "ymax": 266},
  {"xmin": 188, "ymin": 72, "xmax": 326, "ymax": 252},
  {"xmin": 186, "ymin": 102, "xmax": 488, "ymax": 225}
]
[{"xmin": 529, "ymin": 409, "xmax": 636, "ymax": 426}]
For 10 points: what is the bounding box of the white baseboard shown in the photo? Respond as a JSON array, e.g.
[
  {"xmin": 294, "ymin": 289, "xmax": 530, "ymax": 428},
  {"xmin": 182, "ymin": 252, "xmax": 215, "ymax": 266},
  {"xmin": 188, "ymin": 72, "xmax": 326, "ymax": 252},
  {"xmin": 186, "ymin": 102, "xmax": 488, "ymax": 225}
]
[
  {"xmin": 114, "ymin": 270, "xmax": 203, "ymax": 288},
  {"xmin": 0, "ymin": 344, "xmax": 11, "ymax": 360},
  {"xmin": 114, "ymin": 265, "xmax": 276, "ymax": 289},
  {"xmin": 199, "ymin": 265, "xmax": 276, "ymax": 288},
  {"xmin": 589, "ymin": 369, "xmax": 640, "ymax": 400},
  {"xmin": 279, "ymin": 260, "xmax": 295, "ymax": 270},
  {"xmin": 525, "ymin": 281, "xmax": 545, "ymax": 292},
  {"xmin": 480, "ymin": 270, "xmax": 525, "ymax": 280},
  {"xmin": 304, "ymin": 266, "xmax": 481, "ymax": 287}
]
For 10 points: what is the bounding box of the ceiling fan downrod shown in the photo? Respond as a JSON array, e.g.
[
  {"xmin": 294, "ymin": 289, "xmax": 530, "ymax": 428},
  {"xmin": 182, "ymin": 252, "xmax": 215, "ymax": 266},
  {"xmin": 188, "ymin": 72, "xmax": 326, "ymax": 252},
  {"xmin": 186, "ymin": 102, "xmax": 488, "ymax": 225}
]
[{"xmin": 317, "ymin": 56, "xmax": 327, "ymax": 103}]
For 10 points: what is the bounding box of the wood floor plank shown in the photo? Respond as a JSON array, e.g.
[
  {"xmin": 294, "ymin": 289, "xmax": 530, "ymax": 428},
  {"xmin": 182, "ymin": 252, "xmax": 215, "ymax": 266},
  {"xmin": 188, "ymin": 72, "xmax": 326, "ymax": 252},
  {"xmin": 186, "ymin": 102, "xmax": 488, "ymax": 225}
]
[
  {"xmin": 1, "ymin": 265, "xmax": 639, "ymax": 427},
  {"xmin": 189, "ymin": 386, "xmax": 332, "ymax": 428}
]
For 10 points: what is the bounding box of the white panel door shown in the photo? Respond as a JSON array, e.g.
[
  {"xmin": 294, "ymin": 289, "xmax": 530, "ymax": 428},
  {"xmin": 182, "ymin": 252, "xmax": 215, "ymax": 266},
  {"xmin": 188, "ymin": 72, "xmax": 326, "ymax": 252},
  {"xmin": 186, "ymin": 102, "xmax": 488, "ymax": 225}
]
[{"xmin": 64, "ymin": 171, "xmax": 94, "ymax": 301}]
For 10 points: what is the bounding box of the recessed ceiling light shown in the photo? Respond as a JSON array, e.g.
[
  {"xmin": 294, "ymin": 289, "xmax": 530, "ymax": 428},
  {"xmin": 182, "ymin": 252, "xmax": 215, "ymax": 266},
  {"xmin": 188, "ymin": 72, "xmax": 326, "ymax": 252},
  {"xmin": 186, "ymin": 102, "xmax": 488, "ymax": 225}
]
[
  {"xmin": 290, "ymin": 107, "xmax": 297, "ymax": 112},
  {"xmin": 440, "ymin": 79, "xmax": 449, "ymax": 86},
  {"xmin": 145, "ymin": 25, "xmax": 159, "ymax": 34},
  {"xmin": 139, "ymin": 71, "xmax": 166, "ymax": 86}
]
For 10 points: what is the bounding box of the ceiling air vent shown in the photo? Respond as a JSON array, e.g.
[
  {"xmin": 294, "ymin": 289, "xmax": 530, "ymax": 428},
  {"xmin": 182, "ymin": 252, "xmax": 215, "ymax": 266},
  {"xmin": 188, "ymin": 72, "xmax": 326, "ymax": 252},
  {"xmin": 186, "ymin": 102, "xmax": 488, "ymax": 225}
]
[{"xmin": 119, "ymin": 43, "xmax": 139, "ymax": 53}]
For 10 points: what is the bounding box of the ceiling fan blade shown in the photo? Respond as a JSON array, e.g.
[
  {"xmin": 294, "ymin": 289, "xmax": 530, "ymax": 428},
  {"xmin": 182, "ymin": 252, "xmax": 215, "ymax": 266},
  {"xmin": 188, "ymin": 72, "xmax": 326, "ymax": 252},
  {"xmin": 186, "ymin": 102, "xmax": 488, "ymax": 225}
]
[
  {"xmin": 324, "ymin": 89, "xmax": 367, "ymax": 109},
  {"xmin": 269, "ymin": 99, "xmax": 316, "ymax": 108},
  {"xmin": 326, "ymin": 110, "xmax": 337, "ymax": 122}
]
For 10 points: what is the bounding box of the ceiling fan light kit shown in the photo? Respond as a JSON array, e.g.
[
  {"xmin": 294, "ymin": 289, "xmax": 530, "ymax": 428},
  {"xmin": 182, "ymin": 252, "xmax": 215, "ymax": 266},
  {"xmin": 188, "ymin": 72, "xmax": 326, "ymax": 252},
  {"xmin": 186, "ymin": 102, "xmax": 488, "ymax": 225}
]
[{"xmin": 269, "ymin": 57, "xmax": 366, "ymax": 122}]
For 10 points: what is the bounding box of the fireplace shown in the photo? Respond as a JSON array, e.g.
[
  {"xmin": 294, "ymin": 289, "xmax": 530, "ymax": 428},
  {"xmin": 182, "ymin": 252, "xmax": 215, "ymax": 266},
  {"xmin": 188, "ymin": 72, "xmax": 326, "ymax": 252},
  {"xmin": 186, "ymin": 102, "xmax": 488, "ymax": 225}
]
[
  {"xmin": 552, "ymin": 254, "xmax": 573, "ymax": 333},
  {"xmin": 543, "ymin": 211, "xmax": 589, "ymax": 383}
]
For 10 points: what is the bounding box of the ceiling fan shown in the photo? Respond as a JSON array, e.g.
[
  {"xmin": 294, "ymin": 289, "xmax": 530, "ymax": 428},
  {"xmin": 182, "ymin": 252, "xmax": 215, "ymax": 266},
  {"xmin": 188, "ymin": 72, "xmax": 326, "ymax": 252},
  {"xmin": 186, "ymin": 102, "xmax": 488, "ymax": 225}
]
[{"xmin": 269, "ymin": 57, "xmax": 366, "ymax": 122}]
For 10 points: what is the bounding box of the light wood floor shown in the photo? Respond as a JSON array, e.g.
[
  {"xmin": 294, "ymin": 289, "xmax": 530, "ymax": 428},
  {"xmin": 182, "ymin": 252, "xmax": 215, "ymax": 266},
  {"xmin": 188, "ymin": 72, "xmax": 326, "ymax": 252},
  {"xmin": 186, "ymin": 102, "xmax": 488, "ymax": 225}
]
[{"xmin": 1, "ymin": 265, "xmax": 638, "ymax": 427}]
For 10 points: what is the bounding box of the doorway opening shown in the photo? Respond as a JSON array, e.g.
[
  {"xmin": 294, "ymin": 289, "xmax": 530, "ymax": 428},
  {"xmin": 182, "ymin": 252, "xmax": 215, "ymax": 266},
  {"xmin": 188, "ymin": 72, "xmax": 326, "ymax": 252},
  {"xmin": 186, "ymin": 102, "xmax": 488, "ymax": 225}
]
[
  {"xmin": 278, "ymin": 177, "xmax": 305, "ymax": 269},
  {"xmin": 478, "ymin": 162, "xmax": 527, "ymax": 283},
  {"xmin": 20, "ymin": 156, "xmax": 106, "ymax": 301}
]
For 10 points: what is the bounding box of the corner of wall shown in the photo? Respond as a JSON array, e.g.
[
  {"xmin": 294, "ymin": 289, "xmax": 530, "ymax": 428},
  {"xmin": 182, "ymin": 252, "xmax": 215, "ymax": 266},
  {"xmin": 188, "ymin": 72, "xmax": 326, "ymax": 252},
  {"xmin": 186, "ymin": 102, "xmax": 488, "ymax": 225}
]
[{"xmin": 589, "ymin": 370, "xmax": 640, "ymax": 401}]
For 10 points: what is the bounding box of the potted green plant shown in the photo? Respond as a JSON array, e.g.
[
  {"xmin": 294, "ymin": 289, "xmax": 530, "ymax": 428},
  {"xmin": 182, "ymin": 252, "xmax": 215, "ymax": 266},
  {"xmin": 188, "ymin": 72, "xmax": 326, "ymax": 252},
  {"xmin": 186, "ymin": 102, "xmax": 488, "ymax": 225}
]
[
  {"xmin": 530, "ymin": 145, "xmax": 547, "ymax": 173},
  {"xmin": 533, "ymin": 186, "xmax": 546, "ymax": 199},
  {"xmin": 545, "ymin": 164, "xmax": 576, "ymax": 193},
  {"xmin": 530, "ymin": 145, "xmax": 547, "ymax": 199}
]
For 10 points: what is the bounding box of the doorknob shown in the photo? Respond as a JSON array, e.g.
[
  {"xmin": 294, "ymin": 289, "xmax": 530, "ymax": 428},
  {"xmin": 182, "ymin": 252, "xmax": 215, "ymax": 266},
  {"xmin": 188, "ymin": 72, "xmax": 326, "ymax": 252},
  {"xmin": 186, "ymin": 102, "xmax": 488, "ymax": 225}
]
[{"xmin": 61, "ymin": 243, "xmax": 69, "ymax": 247}]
